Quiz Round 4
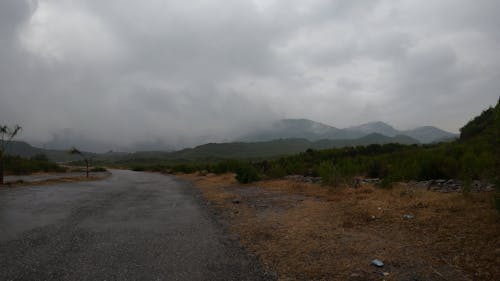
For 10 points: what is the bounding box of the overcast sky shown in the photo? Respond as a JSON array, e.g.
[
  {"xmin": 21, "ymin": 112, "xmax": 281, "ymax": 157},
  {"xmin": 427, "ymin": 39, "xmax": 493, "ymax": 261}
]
[{"xmin": 1, "ymin": 0, "xmax": 499, "ymax": 151}]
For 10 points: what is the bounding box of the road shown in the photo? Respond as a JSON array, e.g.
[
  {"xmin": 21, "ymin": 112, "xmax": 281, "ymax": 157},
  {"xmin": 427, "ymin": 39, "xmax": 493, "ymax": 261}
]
[{"xmin": 0, "ymin": 170, "xmax": 272, "ymax": 281}]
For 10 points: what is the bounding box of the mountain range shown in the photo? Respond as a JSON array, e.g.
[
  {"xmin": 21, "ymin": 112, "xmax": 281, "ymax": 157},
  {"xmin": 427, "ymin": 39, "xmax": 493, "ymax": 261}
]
[
  {"xmin": 4, "ymin": 119, "xmax": 456, "ymax": 163},
  {"xmin": 240, "ymin": 119, "xmax": 457, "ymax": 144}
]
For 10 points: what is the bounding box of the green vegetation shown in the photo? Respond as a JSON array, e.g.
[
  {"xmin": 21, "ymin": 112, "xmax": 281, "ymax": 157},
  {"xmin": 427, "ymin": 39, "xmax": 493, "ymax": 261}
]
[
  {"xmin": 1, "ymin": 124, "xmax": 22, "ymax": 184},
  {"xmin": 234, "ymin": 163, "xmax": 260, "ymax": 183},
  {"xmin": 120, "ymin": 98, "xmax": 499, "ymax": 190},
  {"xmin": 90, "ymin": 166, "xmax": 107, "ymax": 172},
  {"xmin": 3, "ymin": 155, "xmax": 65, "ymax": 175}
]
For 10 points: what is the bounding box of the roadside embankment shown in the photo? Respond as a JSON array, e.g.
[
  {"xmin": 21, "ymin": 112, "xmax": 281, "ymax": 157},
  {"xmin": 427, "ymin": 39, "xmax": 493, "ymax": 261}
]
[{"xmin": 179, "ymin": 172, "xmax": 499, "ymax": 281}]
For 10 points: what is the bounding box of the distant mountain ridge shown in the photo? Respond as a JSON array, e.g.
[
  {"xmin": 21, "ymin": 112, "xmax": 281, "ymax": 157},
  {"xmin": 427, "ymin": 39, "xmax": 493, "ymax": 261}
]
[
  {"xmin": 5, "ymin": 133, "xmax": 419, "ymax": 163},
  {"xmin": 240, "ymin": 119, "xmax": 457, "ymax": 144},
  {"xmin": 119, "ymin": 133, "xmax": 419, "ymax": 162},
  {"xmin": 4, "ymin": 119, "xmax": 455, "ymax": 163}
]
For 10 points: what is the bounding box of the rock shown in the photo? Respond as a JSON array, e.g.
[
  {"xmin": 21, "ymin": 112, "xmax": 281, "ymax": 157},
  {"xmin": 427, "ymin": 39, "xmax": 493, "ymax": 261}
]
[
  {"xmin": 403, "ymin": 214, "xmax": 414, "ymax": 220},
  {"xmin": 284, "ymin": 175, "xmax": 322, "ymax": 183},
  {"xmin": 363, "ymin": 178, "xmax": 380, "ymax": 183},
  {"xmin": 371, "ymin": 259, "xmax": 384, "ymax": 267}
]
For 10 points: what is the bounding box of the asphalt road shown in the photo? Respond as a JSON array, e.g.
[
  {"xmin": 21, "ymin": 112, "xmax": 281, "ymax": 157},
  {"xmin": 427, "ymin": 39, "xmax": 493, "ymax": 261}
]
[{"xmin": 0, "ymin": 170, "xmax": 272, "ymax": 281}]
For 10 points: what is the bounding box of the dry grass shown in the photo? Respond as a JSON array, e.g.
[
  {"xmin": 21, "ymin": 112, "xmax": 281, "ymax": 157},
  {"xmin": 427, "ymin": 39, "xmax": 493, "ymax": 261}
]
[{"xmin": 180, "ymin": 173, "xmax": 500, "ymax": 281}]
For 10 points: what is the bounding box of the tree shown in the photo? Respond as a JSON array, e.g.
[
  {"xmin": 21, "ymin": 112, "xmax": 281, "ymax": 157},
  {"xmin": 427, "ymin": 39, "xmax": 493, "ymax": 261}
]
[
  {"xmin": 68, "ymin": 147, "xmax": 92, "ymax": 178},
  {"xmin": 0, "ymin": 125, "xmax": 22, "ymax": 185}
]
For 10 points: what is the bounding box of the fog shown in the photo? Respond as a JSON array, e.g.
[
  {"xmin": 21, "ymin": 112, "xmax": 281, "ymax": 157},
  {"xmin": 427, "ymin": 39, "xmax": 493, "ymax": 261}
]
[{"xmin": 1, "ymin": 0, "xmax": 499, "ymax": 152}]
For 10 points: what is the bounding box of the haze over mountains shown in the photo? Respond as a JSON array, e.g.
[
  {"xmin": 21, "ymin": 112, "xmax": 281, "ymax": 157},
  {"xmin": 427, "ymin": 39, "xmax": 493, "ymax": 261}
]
[
  {"xmin": 240, "ymin": 119, "xmax": 457, "ymax": 144},
  {"xmin": 5, "ymin": 118, "xmax": 457, "ymax": 163},
  {"xmin": 24, "ymin": 119, "xmax": 457, "ymax": 154}
]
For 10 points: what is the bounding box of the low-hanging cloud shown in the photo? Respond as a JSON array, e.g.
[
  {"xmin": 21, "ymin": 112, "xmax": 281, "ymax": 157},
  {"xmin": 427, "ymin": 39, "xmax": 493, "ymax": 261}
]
[{"xmin": 1, "ymin": 0, "xmax": 499, "ymax": 152}]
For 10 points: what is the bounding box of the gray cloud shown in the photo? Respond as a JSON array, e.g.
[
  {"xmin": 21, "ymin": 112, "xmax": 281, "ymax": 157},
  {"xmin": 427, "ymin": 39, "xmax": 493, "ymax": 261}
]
[{"xmin": 0, "ymin": 0, "xmax": 499, "ymax": 152}]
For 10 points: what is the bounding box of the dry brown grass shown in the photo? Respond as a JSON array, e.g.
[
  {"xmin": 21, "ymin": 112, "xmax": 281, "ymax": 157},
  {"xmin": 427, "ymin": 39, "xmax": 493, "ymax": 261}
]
[{"xmin": 179, "ymin": 173, "xmax": 500, "ymax": 281}]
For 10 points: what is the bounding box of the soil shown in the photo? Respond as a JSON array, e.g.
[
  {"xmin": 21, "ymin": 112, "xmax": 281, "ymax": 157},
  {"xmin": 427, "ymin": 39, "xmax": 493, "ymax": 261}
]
[{"xmin": 179, "ymin": 173, "xmax": 500, "ymax": 281}]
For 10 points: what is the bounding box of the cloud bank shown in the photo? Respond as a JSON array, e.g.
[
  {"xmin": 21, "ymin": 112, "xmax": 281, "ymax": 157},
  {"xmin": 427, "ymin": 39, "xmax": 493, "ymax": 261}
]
[{"xmin": 1, "ymin": 0, "xmax": 499, "ymax": 151}]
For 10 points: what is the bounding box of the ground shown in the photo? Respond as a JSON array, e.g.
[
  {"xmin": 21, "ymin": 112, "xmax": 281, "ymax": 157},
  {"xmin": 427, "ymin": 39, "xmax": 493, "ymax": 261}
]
[
  {"xmin": 0, "ymin": 170, "xmax": 272, "ymax": 281},
  {"xmin": 180, "ymin": 173, "xmax": 500, "ymax": 281}
]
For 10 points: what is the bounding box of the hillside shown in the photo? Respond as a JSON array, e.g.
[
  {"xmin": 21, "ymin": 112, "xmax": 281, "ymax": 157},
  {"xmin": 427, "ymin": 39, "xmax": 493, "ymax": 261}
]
[
  {"xmin": 348, "ymin": 121, "xmax": 400, "ymax": 136},
  {"xmin": 403, "ymin": 126, "xmax": 457, "ymax": 143},
  {"xmin": 239, "ymin": 119, "xmax": 347, "ymax": 141},
  {"xmin": 460, "ymin": 97, "xmax": 500, "ymax": 142},
  {"xmin": 3, "ymin": 141, "xmax": 96, "ymax": 162},
  {"xmin": 117, "ymin": 133, "xmax": 419, "ymax": 163}
]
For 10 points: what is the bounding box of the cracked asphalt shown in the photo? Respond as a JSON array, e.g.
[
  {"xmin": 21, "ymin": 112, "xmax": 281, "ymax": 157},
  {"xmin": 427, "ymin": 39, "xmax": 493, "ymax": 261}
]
[{"xmin": 0, "ymin": 170, "xmax": 272, "ymax": 281}]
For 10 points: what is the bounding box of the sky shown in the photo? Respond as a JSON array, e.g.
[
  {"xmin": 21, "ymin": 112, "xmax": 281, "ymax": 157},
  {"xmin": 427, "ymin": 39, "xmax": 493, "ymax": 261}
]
[{"xmin": 1, "ymin": 0, "xmax": 499, "ymax": 152}]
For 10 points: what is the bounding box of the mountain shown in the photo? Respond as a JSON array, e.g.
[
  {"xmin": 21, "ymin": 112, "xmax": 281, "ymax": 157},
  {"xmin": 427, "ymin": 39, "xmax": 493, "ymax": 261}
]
[
  {"xmin": 242, "ymin": 119, "xmax": 456, "ymax": 144},
  {"xmin": 2, "ymin": 140, "xmax": 98, "ymax": 162},
  {"xmin": 348, "ymin": 121, "xmax": 399, "ymax": 137},
  {"xmin": 239, "ymin": 119, "xmax": 343, "ymax": 141},
  {"xmin": 402, "ymin": 126, "xmax": 457, "ymax": 143}
]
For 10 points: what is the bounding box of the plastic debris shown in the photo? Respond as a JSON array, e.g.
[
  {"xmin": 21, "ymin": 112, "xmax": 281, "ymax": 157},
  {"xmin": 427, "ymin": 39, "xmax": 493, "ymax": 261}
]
[{"xmin": 371, "ymin": 259, "xmax": 384, "ymax": 267}]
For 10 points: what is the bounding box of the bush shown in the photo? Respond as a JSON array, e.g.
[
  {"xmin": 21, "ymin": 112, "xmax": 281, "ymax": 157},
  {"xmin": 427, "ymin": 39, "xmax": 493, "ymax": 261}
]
[
  {"xmin": 235, "ymin": 163, "xmax": 260, "ymax": 183},
  {"xmin": 90, "ymin": 166, "xmax": 107, "ymax": 172},
  {"xmin": 30, "ymin": 153, "xmax": 49, "ymax": 162},
  {"xmin": 318, "ymin": 161, "xmax": 342, "ymax": 187},
  {"xmin": 418, "ymin": 157, "xmax": 446, "ymax": 180},
  {"xmin": 131, "ymin": 165, "xmax": 146, "ymax": 171},
  {"xmin": 367, "ymin": 161, "xmax": 389, "ymax": 178},
  {"xmin": 377, "ymin": 177, "xmax": 394, "ymax": 189},
  {"xmin": 4, "ymin": 155, "xmax": 64, "ymax": 175}
]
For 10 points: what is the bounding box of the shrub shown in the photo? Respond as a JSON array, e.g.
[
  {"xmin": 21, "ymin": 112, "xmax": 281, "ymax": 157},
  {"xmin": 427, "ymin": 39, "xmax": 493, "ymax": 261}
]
[
  {"xmin": 30, "ymin": 153, "xmax": 49, "ymax": 162},
  {"xmin": 367, "ymin": 161, "xmax": 389, "ymax": 178},
  {"xmin": 131, "ymin": 165, "xmax": 146, "ymax": 171},
  {"xmin": 377, "ymin": 177, "xmax": 394, "ymax": 189},
  {"xmin": 318, "ymin": 161, "xmax": 342, "ymax": 187},
  {"xmin": 268, "ymin": 163, "xmax": 287, "ymax": 178},
  {"xmin": 235, "ymin": 163, "xmax": 260, "ymax": 183},
  {"xmin": 418, "ymin": 157, "xmax": 446, "ymax": 180},
  {"xmin": 4, "ymin": 155, "xmax": 64, "ymax": 175},
  {"xmin": 90, "ymin": 166, "xmax": 107, "ymax": 172}
]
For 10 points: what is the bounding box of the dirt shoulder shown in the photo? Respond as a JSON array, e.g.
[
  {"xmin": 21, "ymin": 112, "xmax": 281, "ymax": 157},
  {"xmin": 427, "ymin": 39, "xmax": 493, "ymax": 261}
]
[
  {"xmin": 178, "ymin": 173, "xmax": 499, "ymax": 281},
  {"xmin": 1, "ymin": 171, "xmax": 112, "ymax": 188}
]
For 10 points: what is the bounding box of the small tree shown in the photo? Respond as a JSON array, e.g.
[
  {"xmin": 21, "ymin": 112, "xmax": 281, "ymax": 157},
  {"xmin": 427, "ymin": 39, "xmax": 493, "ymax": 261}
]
[
  {"xmin": 68, "ymin": 147, "xmax": 92, "ymax": 178},
  {"xmin": 0, "ymin": 125, "xmax": 22, "ymax": 185}
]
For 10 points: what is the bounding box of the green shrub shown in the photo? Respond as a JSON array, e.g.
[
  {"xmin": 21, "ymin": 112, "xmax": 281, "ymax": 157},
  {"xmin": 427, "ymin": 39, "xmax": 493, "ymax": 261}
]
[
  {"xmin": 131, "ymin": 165, "xmax": 146, "ymax": 171},
  {"xmin": 367, "ymin": 161, "xmax": 389, "ymax": 178},
  {"xmin": 90, "ymin": 166, "xmax": 107, "ymax": 172},
  {"xmin": 4, "ymin": 155, "xmax": 64, "ymax": 175},
  {"xmin": 318, "ymin": 161, "xmax": 342, "ymax": 187},
  {"xmin": 235, "ymin": 163, "xmax": 260, "ymax": 183},
  {"xmin": 377, "ymin": 177, "xmax": 394, "ymax": 189},
  {"xmin": 30, "ymin": 153, "xmax": 49, "ymax": 162},
  {"xmin": 268, "ymin": 163, "xmax": 287, "ymax": 178}
]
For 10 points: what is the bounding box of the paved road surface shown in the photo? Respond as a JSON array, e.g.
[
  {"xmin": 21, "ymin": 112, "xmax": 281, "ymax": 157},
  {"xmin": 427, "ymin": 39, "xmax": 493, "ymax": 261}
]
[{"xmin": 0, "ymin": 170, "xmax": 271, "ymax": 281}]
